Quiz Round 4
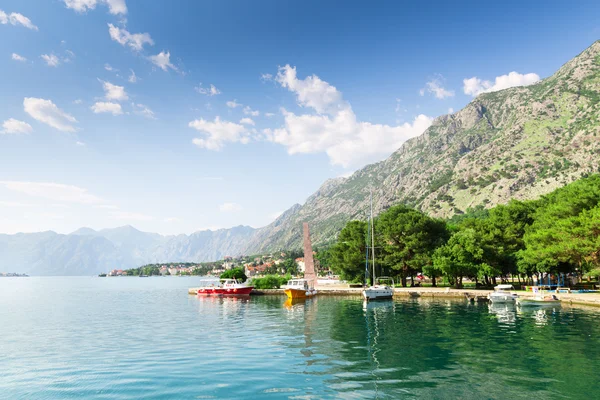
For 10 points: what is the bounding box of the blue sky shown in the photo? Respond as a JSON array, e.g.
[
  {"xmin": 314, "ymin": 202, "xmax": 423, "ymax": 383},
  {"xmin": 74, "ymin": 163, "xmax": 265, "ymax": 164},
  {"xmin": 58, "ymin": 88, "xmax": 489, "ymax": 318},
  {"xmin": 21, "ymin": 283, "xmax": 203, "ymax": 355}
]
[{"xmin": 0, "ymin": 0, "xmax": 599, "ymax": 235}]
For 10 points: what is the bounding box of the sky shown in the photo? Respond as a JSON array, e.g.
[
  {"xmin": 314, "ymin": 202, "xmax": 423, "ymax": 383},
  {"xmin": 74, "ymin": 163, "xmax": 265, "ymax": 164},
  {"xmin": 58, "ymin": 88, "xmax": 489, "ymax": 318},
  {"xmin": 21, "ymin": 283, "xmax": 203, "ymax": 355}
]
[{"xmin": 0, "ymin": 0, "xmax": 599, "ymax": 235}]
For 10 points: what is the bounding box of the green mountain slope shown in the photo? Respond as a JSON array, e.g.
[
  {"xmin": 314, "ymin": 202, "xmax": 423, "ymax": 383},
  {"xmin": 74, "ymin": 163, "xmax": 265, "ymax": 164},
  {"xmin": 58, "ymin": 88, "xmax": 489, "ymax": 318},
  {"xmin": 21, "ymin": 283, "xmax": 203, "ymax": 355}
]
[{"xmin": 244, "ymin": 41, "xmax": 600, "ymax": 253}]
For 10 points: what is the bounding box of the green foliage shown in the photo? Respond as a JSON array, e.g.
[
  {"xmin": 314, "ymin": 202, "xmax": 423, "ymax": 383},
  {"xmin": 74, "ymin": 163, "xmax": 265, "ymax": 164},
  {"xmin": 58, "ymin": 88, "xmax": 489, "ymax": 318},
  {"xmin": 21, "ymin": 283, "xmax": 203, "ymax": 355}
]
[
  {"xmin": 376, "ymin": 205, "xmax": 449, "ymax": 286},
  {"xmin": 330, "ymin": 174, "xmax": 600, "ymax": 287},
  {"xmin": 329, "ymin": 221, "xmax": 368, "ymax": 282},
  {"xmin": 433, "ymin": 228, "xmax": 484, "ymax": 288},
  {"xmin": 251, "ymin": 274, "xmax": 291, "ymax": 289},
  {"xmin": 220, "ymin": 267, "xmax": 247, "ymax": 282}
]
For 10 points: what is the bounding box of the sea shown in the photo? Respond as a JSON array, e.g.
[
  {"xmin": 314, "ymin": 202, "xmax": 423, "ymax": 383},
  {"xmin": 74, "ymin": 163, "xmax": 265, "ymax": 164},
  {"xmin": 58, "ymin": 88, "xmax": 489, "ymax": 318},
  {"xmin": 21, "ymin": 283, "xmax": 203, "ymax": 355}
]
[{"xmin": 1, "ymin": 276, "xmax": 599, "ymax": 399}]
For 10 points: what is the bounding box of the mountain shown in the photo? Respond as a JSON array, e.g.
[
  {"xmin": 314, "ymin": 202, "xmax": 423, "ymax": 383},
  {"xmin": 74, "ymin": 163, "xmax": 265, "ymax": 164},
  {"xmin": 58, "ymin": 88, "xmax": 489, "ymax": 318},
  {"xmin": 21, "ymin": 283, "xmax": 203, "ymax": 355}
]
[
  {"xmin": 0, "ymin": 226, "xmax": 255, "ymax": 276},
  {"xmin": 243, "ymin": 40, "xmax": 600, "ymax": 252},
  {"xmin": 2, "ymin": 41, "xmax": 600, "ymax": 274}
]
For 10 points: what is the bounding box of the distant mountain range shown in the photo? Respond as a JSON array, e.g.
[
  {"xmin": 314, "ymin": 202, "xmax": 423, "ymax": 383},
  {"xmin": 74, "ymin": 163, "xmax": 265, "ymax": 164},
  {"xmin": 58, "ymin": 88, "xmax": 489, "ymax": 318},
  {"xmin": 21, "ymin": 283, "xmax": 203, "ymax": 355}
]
[
  {"xmin": 0, "ymin": 225, "xmax": 255, "ymax": 276},
  {"xmin": 3, "ymin": 41, "xmax": 600, "ymax": 275}
]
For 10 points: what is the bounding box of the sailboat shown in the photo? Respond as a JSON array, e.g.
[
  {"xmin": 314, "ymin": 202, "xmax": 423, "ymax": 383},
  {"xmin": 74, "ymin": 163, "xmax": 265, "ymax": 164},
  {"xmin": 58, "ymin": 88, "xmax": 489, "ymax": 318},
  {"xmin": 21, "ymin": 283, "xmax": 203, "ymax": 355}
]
[
  {"xmin": 284, "ymin": 223, "xmax": 318, "ymax": 299},
  {"xmin": 362, "ymin": 191, "xmax": 394, "ymax": 301}
]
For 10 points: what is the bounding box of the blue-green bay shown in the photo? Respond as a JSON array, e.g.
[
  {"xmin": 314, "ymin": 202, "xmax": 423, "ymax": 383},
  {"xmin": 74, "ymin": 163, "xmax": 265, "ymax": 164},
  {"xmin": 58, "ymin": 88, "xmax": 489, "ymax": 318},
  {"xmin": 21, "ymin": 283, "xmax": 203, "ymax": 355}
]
[{"xmin": 1, "ymin": 277, "xmax": 599, "ymax": 399}]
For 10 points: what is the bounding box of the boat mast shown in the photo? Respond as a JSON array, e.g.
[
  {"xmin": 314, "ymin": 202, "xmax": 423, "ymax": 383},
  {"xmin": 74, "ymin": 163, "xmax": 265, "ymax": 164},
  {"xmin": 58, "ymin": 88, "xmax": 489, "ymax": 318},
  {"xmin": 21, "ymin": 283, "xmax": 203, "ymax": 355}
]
[{"xmin": 370, "ymin": 189, "xmax": 376, "ymax": 286}]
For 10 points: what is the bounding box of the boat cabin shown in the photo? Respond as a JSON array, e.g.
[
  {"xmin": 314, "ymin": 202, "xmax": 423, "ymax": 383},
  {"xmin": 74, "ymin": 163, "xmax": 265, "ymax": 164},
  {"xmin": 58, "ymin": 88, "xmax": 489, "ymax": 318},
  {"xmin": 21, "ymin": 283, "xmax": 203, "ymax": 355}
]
[
  {"xmin": 221, "ymin": 278, "xmax": 242, "ymax": 287},
  {"xmin": 494, "ymin": 284, "xmax": 515, "ymax": 292},
  {"xmin": 286, "ymin": 279, "xmax": 310, "ymax": 290}
]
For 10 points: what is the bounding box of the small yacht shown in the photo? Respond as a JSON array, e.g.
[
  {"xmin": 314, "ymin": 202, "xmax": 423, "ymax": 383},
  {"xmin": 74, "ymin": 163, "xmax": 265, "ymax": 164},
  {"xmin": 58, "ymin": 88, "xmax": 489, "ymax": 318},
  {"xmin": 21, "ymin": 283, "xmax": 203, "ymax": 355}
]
[
  {"xmin": 488, "ymin": 284, "xmax": 518, "ymax": 303},
  {"xmin": 362, "ymin": 190, "xmax": 394, "ymax": 302},
  {"xmin": 363, "ymin": 277, "xmax": 394, "ymax": 301}
]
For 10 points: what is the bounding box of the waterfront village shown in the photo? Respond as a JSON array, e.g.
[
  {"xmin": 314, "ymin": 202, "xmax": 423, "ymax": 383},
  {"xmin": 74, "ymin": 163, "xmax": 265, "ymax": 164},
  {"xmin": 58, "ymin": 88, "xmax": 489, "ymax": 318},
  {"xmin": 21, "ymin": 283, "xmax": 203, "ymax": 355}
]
[
  {"xmin": 0, "ymin": 272, "xmax": 29, "ymax": 277},
  {"xmin": 104, "ymin": 251, "xmax": 327, "ymax": 279}
]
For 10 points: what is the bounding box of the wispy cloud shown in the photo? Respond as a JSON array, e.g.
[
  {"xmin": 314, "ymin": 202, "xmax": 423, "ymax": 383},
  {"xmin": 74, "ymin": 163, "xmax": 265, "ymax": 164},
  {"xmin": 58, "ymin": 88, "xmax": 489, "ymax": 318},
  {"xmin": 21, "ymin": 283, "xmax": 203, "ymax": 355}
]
[{"xmin": 0, "ymin": 181, "xmax": 103, "ymax": 204}]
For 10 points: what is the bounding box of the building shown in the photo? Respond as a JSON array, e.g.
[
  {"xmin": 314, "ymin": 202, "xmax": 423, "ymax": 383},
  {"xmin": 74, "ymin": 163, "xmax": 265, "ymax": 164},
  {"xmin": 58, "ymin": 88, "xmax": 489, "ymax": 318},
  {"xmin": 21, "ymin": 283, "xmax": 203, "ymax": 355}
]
[{"xmin": 295, "ymin": 257, "xmax": 305, "ymax": 273}]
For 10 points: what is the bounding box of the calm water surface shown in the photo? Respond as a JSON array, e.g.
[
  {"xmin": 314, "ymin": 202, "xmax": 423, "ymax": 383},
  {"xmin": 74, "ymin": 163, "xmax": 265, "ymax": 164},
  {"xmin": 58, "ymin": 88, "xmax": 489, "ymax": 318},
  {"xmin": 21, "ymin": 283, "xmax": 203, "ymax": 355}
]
[{"xmin": 1, "ymin": 277, "xmax": 599, "ymax": 399}]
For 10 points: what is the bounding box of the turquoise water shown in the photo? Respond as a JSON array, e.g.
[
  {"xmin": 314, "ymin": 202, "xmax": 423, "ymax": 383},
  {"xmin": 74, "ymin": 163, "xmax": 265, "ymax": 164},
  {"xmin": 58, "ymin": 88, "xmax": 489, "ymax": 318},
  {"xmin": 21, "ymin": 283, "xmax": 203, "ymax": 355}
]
[{"xmin": 1, "ymin": 277, "xmax": 600, "ymax": 399}]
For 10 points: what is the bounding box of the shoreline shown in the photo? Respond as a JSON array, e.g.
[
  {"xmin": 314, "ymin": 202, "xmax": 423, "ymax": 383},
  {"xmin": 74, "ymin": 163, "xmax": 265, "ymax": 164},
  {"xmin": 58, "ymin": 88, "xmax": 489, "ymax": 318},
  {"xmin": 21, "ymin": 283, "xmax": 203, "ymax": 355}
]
[{"xmin": 188, "ymin": 286, "xmax": 600, "ymax": 308}]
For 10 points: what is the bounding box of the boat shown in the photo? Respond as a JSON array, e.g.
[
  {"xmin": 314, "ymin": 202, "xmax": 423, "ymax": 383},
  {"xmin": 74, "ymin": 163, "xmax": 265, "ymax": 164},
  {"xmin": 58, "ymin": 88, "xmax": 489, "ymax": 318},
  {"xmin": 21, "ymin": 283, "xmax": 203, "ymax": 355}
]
[
  {"xmin": 284, "ymin": 222, "xmax": 318, "ymax": 300},
  {"xmin": 516, "ymin": 294, "xmax": 561, "ymax": 307},
  {"xmin": 196, "ymin": 278, "xmax": 254, "ymax": 296},
  {"xmin": 284, "ymin": 278, "xmax": 317, "ymax": 299},
  {"xmin": 488, "ymin": 284, "xmax": 518, "ymax": 303},
  {"xmin": 362, "ymin": 191, "xmax": 394, "ymax": 301}
]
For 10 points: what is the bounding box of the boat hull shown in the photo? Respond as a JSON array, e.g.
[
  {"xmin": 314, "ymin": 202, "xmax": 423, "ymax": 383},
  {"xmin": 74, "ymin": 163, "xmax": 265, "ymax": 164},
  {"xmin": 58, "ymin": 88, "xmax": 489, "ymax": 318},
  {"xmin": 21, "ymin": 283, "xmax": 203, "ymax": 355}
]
[
  {"xmin": 488, "ymin": 293, "xmax": 518, "ymax": 303},
  {"xmin": 284, "ymin": 288, "xmax": 317, "ymax": 299},
  {"xmin": 197, "ymin": 286, "xmax": 254, "ymax": 296},
  {"xmin": 516, "ymin": 299, "xmax": 561, "ymax": 307},
  {"xmin": 363, "ymin": 287, "xmax": 394, "ymax": 301}
]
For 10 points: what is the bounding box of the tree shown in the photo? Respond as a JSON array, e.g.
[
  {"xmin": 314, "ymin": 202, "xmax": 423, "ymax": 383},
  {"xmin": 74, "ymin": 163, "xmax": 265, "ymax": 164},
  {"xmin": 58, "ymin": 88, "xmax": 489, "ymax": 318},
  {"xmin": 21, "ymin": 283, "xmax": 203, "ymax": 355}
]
[
  {"xmin": 281, "ymin": 258, "xmax": 299, "ymax": 275},
  {"xmin": 376, "ymin": 205, "xmax": 448, "ymax": 287},
  {"xmin": 220, "ymin": 267, "xmax": 247, "ymax": 282},
  {"xmin": 521, "ymin": 175, "xmax": 600, "ymax": 279},
  {"xmin": 433, "ymin": 228, "xmax": 484, "ymax": 288},
  {"xmin": 330, "ymin": 221, "xmax": 368, "ymax": 283}
]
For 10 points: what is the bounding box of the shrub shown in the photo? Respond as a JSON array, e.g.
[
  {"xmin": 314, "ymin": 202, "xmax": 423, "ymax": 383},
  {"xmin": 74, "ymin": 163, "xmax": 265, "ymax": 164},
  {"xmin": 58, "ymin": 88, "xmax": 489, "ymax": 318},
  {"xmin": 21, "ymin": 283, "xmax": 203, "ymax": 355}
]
[
  {"xmin": 220, "ymin": 268, "xmax": 247, "ymax": 282},
  {"xmin": 251, "ymin": 274, "xmax": 291, "ymax": 289}
]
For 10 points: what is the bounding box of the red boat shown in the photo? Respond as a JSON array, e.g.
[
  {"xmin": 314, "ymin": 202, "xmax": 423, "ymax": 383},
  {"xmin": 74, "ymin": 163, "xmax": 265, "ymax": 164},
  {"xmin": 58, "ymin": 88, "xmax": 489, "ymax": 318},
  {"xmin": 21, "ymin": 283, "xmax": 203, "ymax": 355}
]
[{"xmin": 196, "ymin": 278, "xmax": 254, "ymax": 296}]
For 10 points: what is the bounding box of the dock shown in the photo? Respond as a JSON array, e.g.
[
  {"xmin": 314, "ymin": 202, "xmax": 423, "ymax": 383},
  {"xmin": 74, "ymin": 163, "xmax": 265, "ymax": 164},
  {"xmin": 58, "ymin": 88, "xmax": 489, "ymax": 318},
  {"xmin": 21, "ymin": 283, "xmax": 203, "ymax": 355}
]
[{"xmin": 188, "ymin": 285, "xmax": 600, "ymax": 307}]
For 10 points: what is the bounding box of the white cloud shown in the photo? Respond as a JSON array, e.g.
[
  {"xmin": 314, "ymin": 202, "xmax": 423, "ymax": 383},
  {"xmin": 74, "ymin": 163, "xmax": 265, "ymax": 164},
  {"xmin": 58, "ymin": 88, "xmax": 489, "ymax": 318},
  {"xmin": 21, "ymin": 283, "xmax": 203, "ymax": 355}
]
[
  {"xmin": 189, "ymin": 117, "xmax": 249, "ymax": 151},
  {"xmin": 104, "ymin": 0, "xmax": 127, "ymax": 15},
  {"xmin": 268, "ymin": 65, "xmax": 433, "ymax": 168},
  {"xmin": 73, "ymin": 99, "xmax": 83, "ymax": 104},
  {"xmin": 243, "ymin": 106, "xmax": 259, "ymax": 116},
  {"xmin": 41, "ymin": 54, "xmax": 60, "ymax": 67},
  {"xmin": 128, "ymin": 69, "xmax": 137, "ymax": 83},
  {"xmin": 100, "ymin": 80, "xmax": 128, "ymax": 101},
  {"xmin": 108, "ymin": 23, "xmax": 153, "ymax": 51},
  {"xmin": 463, "ymin": 71, "xmax": 540, "ymax": 96},
  {"xmin": 195, "ymin": 83, "xmax": 221, "ymax": 96},
  {"xmin": 132, "ymin": 103, "xmax": 156, "ymax": 119},
  {"xmin": 0, "ymin": 181, "xmax": 103, "ymax": 204},
  {"xmin": 104, "ymin": 63, "xmax": 116, "ymax": 71},
  {"xmin": 23, "ymin": 97, "xmax": 77, "ymax": 132},
  {"xmin": 1, "ymin": 118, "xmax": 33, "ymax": 134},
  {"xmin": 226, "ymin": 99, "xmax": 242, "ymax": 108},
  {"xmin": 76, "ymin": 141, "xmax": 85, "ymax": 146},
  {"xmin": 11, "ymin": 53, "xmax": 26, "ymax": 62},
  {"xmin": 239, "ymin": 117, "xmax": 255, "ymax": 126},
  {"xmin": 448, "ymin": 107, "xmax": 454, "ymax": 114},
  {"xmin": 265, "ymin": 112, "xmax": 275, "ymax": 117},
  {"xmin": 276, "ymin": 65, "xmax": 345, "ymax": 114},
  {"xmin": 149, "ymin": 51, "xmax": 177, "ymax": 72},
  {"xmin": 91, "ymin": 101, "xmax": 123, "ymax": 115},
  {"xmin": 219, "ymin": 202, "xmax": 242, "ymax": 212},
  {"xmin": 64, "ymin": 0, "xmax": 127, "ymax": 15},
  {"xmin": 0, "ymin": 10, "xmax": 38, "ymax": 30},
  {"xmin": 422, "ymin": 76, "xmax": 454, "ymax": 99},
  {"xmin": 260, "ymin": 73, "xmax": 273, "ymax": 82},
  {"xmin": 164, "ymin": 217, "xmax": 180, "ymax": 223},
  {"xmin": 265, "ymin": 110, "xmax": 432, "ymax": 168}
]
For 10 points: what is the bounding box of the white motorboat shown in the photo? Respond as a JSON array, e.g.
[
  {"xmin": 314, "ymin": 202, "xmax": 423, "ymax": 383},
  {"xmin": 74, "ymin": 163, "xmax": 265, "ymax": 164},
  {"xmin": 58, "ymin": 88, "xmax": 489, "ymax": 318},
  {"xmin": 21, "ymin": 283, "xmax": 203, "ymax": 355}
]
[{"xmin": 488, "ymin": 284, "xmax": 518, "ymax": 303}]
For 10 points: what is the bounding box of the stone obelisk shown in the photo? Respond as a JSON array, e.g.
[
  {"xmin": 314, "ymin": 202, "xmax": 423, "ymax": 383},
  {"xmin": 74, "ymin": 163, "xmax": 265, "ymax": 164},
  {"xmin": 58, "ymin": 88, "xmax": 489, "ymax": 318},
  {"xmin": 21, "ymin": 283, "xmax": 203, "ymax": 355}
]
[{"xmin": 303, "ymin": 222, "xmax": 317, "ymax": 287}]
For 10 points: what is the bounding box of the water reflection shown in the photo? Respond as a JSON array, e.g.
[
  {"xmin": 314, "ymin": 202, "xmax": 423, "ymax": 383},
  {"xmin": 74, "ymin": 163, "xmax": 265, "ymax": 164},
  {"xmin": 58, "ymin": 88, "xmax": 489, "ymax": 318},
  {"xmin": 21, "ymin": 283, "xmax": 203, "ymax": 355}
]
[{"xmin": 488, "ymin": 303, "xmax": 516, "ymax": 325}]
